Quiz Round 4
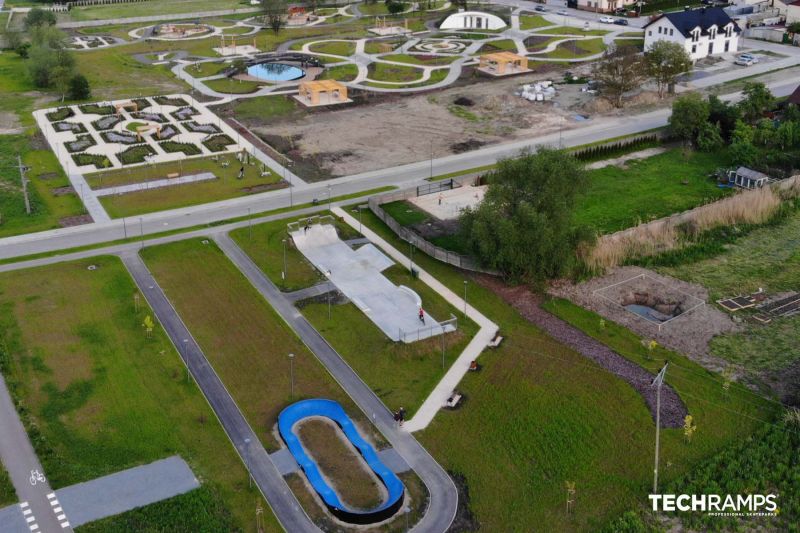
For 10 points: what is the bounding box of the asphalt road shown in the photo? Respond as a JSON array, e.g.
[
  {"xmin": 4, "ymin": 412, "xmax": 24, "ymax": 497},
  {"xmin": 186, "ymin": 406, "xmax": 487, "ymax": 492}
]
[
  {"xmin": 0, "ymin": 377, "xmax": 74, "ymax": 533},
  {"xmin": 121, "ymin": 252, "xmax": 321, "ymax": 533},
  {"xmin": 214, "ymin": 233, "xmax": 459, "ymax": 533}
]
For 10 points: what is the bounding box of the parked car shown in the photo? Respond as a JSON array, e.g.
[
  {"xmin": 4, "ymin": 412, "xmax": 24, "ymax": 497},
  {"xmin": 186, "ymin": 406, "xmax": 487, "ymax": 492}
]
[
  {"xmin": 534, "ymin": 5, "xmax": 547, "ymax": 12},
  {"xmin": 613, "ymin": 18, "xmax": 629, "ymax": 25},
  {"xmin": 599, "ymin": 15, "xmax": 615, "ymax": 23},
  {"xmin": 557, "ymin": 9, "xmax": 569, "ymax": 15},
  {"xmin": 737, "ymin": 53, "xmax": 759, "ymax": 64},
  {"xmin": 735, "ymin": 56, "xmax": 755, "ymax": 66}
]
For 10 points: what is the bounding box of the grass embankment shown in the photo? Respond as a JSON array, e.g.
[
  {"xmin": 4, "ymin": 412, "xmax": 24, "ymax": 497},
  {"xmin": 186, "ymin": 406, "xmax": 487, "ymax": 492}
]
[
  {"xmin": 303, "ymin": 264, "xmax": 479, "ymax": 416},
  {"xmin": 226, "ymin": 94, "xmax": 303, "ymax": 121},
  {"xmin": 297, "ymin": 419, "xmax": 383, "ymax": 511},
  {"xmin": 367, "ymin": 61, "xmax": 425, "ymax": 83},
  {"xmin": 537, "ymin": 26, "xmax": 611, "ymax": 36},
  {"xmin": 0, "ymin": 134, "xmax": 87, "ymax": 239},
  {"xmin": 140, "ymin": 238, "xmax": 377, "ymax": 451},
  {"xmin": 519, "ymin": 14, "xmax": 550, "ymax": 30},
  {"xmin": 356, "ymin": 209, "xmax": 776, "ymax": 531},
  {"xmin": 659, "ymin": 209, "xmax": 800, "ymax": 377},
  {"xmin": 64, "ymin": 0, "xmax": 245, "ymax": 21},
  {"xmin": 379, "ymin": 54, "xmax": 459, "ymax": 66},
  {"xmin": 186, "ymin": 61, "xmax": 230, "ymax": 78},
  {"xmin": 89, "ymin": 156, "xmax": 282, "ymax": 218},
  {"xmin": 575, "ymin": 149, "xmax": 731, "ymax": 234},
  {"xmin": 381, "ymin": 200, "xmax": 471, "ymax": 254},
  {"xmin": 308, "ymin": 40, "xmax": 357, "ymax": 56},
  {"xmin": 204, "ymin": 78, "xmax": 264, "ymax": 94},
  {"xmin": 0, "ymin": 256, "xmax": 279, "ymax": 532},
  {"xmin": 0, "ymin": 466, "xmax": 16, "ymax": 507},
  {"xmin": 317, "ymin": 63, "xmax": 360, "ymax": 82},
  {"xmin": 547, "ymin": 37, "xmax": 606, "ymax": 59}
]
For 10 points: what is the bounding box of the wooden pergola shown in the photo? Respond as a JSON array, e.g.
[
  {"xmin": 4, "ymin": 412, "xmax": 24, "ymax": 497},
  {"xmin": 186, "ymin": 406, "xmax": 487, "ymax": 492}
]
[
  {"xmin": 478, "ymin": 51, "xmax": 528, "ymax": 75},
  {"xmin": 298, "ymin": 80, "xmax": 348, "ymax": 105}
]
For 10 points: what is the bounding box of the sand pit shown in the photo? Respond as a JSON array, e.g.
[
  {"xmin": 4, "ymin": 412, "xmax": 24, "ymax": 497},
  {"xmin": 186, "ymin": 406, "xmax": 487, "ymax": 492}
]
[{"xmin": 409, "ymin": 184, "xmax": 486, "ymax": 220}]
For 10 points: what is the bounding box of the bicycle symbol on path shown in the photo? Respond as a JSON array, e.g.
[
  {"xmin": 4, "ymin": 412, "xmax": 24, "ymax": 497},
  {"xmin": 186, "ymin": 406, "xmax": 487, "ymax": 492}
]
[{"xmin": 29, "ymin": 469, "xmax": 46, "ymax": 486}]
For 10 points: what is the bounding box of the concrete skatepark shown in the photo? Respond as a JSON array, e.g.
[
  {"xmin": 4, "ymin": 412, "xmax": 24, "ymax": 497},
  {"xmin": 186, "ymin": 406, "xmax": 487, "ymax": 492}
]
[{"xmin": 290, "ymin": 221, "xmax": 456, "ymax": 343}]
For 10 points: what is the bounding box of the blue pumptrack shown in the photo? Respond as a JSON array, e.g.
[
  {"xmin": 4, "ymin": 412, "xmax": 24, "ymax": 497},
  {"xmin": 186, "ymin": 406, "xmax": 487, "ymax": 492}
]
[{"xmin": 278, "ymin": 399, "xmax": 405, "ymax": 524}]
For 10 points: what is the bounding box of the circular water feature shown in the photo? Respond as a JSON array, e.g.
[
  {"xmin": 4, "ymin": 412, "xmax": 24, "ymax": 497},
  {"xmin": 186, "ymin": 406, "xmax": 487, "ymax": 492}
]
[{"xmin": 247, "ymin": 62, "xmax": 305, "ymax": 82}]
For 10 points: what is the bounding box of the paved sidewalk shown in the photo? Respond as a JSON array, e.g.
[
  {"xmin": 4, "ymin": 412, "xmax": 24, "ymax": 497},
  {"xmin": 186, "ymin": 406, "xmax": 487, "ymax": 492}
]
[
  {"xmin": 0, "ymin": 505, "xmax": 28, "ymax": 533},
  {"xmin": 0, "ymin": 376, "xmax": 74, "ymax": 532},
  {"xmin": 331, "ymin": 207, "xmax": 499, "ymax": 433},
  {"xmin": 56, "ymin": 456, "xmax": 199, "ymax": 528},
  {"xmin": 93, "ymin": 172, "xmax": 216, "ymax": 197}
]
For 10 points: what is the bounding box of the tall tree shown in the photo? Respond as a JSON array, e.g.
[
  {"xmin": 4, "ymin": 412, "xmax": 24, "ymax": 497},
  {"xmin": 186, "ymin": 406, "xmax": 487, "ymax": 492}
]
[
  {"xmin": 459, "ymin": 148, "xmax": 593, "ymax": 283},
  {"xmin": 592, "ymin": 45, "xmax": 647, "ymax": 108},
  {"xmin": 729, "ymin": 120, "xmax": 758, "ymax": 166},
  {"xmin": 24, "ymin": 7, "xmax": 57, "ymax": 29},
  {"xmin": 645, "ymin": 40, "xmax": 692, "ymax": 98},
  {"xmin": 668, "ymin": 92, "xmax": 709, "ymax": 148},
  {"xmin": 708, "ymin": 94, "xmax": 741, "ymax": 142},
  {"xmin": 738, "ymin": 82, "xmax": 774, "ymax": 123},
  {"xmin": 261, "ymin": 0, "xmax": 288, "ymax": 35}
]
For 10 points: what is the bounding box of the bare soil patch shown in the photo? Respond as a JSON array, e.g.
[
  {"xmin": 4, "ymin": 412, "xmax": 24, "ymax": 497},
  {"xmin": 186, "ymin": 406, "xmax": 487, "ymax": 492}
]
[{"xmin": 59, "ymin": 214, "xmax": 93, "ymax": 227}]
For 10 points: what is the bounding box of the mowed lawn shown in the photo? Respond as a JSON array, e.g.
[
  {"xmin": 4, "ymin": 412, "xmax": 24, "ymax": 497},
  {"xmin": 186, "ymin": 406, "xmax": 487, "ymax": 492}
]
[
  {"xmin": 0, "ymin": 256, "xmax": 280, "ymax": 532},
  {"xmin": 358, "ymin": 210, "xmax": 775, "ymax": 531},
  {"xmin": 302, "ymin": 264, "xmax": 479, "ymax": 416},
  {"xmin": 139, "ymin": 238, "xmax": 380, "ymax": 451},
  {"xmin": 575, "ymin": 149, "xmax": 731, "ymax": 234},
  {"xmin": 0, "ymin": 466, "xmax": 15, "ymax": 507}
]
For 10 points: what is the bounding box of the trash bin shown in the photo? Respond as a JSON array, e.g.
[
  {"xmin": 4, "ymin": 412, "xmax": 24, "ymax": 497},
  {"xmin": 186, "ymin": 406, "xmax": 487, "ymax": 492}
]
[{"xmin": 411, "ymin": 268, "xmax": 419, "ymax": 279}]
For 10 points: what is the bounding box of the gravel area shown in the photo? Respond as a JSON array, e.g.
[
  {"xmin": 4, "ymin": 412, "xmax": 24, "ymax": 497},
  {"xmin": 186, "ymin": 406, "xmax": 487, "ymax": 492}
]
[{"xmin": 477, "ymin": 275, "xmax": 687, "ymax": 428}]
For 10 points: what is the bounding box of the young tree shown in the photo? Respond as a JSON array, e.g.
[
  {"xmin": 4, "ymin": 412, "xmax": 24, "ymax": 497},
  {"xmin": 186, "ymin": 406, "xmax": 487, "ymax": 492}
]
[
  {"xmin": 67, "ymin": 74, "xmax": 91, "ymax": 100},
  {"xmin": 668, "ymin": 92, "xmax": 709, "ymax": 147},
  {"xmin": 24, "ymin": 8, "xmax": 57, "ymax": 29},
  {"xmin": 50, "ymin": 65, "xmax": 72, "ymax": 102},
  {"xmin": 708, "ymin": 94, "xmax": 741, "ymax": 142},
  {"xmin": 27, "ymin": 46, "xmax": 74, "ymax": 88},
  {"xmin": 459, "ymin": 147, "xmax": 593, "ymax": 283},
  {"xmin": 696, "ymin": 121, "xmax": 723, "ymax": 152},
  {"xmin": 261, "ymin": 0, "xmax": 288, "ymax": 35},
  {"xmin": 738, "ymin": 82, "xmax": 774, "ymax": 123},
  {"xmin": 788, "ymin": 21, "xmax": 800, "ymax": 34},
  {"xmin": 386, "ymin": 0, "xmax": 406, "ymax": 14},
  {"xmin": 592, "ymin": 45, "xmax": 647, "ymax": 108},
  {"xmin": 645, "ymin": 40, "xmax": 692, "ymax": 98},
  {"xmin": 729, "ymin": 120, "xmax": 758, "ymax": 166},
  {"xmin": 143, "ymin": 315, "xmax": 155, "ymax": 338},
  {"xmin": 683, "ymin": 414, "xmax": 697, "ymax": 443}
]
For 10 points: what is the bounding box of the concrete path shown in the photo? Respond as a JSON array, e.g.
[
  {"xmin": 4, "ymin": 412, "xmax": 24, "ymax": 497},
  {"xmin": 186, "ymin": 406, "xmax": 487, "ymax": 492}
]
[
  {"xmin": 93, "ymin": 172, "xmax": 216, "ymax": 197},
  {"xmin": 71, "ymin": 172, "xmax": 109, "ymax": 223},
  {"xmin": 0, "ymin": 505, "xmax": 28, "ymax": 533},
  {"xmin": 55, "ymin": 456, "xmax": 199, "ymax": 528},
  {"xmin": 56, "ymin": 7, "xmax": 262, "ymax": 29},
  {"xmin": 290, "ymin": 224, "xmax": 454, "ymax": 343},
  {"xmin": 212, "ymin": 232, "xmax": 458, "ymax": 532},
  {"xmin": 332, "ymin": 207, "xmax": 499, "ymax": 433},
  {"xmin": 120, "ymin": 252, "xmax": 321, "ymax": 533},
  {"xmin": 377, "ymin": 448, "xmax": 411, "ymax": 474},
  {"xmin": 0, "ymin": 376, "xmax": 74, "ymax": 532},
  {"xmin": 284, "ymin": 281, "xmax": 336, "ymax": 303}
]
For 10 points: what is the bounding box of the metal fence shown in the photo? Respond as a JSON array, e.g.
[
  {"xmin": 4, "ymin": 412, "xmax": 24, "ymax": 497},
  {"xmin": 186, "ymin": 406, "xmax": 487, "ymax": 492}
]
[
  {"xmin": 368, "ymin": 176, "xmax": 499, "ymax": 276},
  {"xmin": 287, "ymin": 214, "xmax": 335, "ymax": 233},
  {"xmin": 399, "ymin": 315, "xmax": 458, "ymax": 343}
]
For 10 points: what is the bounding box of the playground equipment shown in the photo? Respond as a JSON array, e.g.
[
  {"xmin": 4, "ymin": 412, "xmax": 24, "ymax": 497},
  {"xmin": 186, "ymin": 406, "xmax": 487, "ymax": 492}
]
[
  {"xmin": 136, "ymin": 123, "xmax": 162, "ymax": 141},
  {"xmin": 219, "ymin": 34, "xmax": 257, "ymax": 50},
  {"xmin": 278, "ymin": 399, "xmax": 405, "ymax": 524},
  {"xmin": 215, "ymin": 35, "xmax": 260, "ymax": 56},
  {"xmin": 115, "ymin": 101, "xmax": 138, "ymax": 115},
  {"xmin": 368, "ymin": 16, "xmax": 410, "ymax": 36}
]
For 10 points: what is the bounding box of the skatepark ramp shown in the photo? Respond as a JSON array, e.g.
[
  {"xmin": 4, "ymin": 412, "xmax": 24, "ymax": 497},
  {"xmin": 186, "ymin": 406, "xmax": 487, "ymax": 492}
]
[{"xmin": 278, "ymin": 399, "xmax": 405, "ymax": 524}]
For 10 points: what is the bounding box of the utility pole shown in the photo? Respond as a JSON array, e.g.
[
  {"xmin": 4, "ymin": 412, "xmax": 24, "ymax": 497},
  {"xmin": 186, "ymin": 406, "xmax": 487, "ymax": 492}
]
[
  {"xmin": 17, "ymin": 155, "xmax": 31, "ymax": 215},
  {"xmin": 288, "ymin": 353, "xmax": 295, "ymax": 399},
  {"xmin": 651, "ymin": 361, "xmax": 669, "ymax": 495},
  {"xmin": 282, "ymin": 238, "xmax": 287, "ymax": 286}
]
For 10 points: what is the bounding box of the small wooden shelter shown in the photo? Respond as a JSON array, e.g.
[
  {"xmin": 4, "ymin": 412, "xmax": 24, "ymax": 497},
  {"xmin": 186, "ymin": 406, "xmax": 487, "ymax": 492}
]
[
  {"xmin": 478, "ymin": 51, "xmax": 528, "ymax": 75},
  {"xmin": 297, "ymin": 80, "xmax": 348, "ymax": 106}
]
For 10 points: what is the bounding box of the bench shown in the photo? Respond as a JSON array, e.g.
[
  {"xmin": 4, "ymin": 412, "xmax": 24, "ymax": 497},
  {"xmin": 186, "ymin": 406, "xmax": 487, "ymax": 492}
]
[
  {"xmin": 166, "ymin": 172, "xmax": 180, "ymax": 179},
  {"xmin": 444, "ymin": 392, "xmax": 462, "ymax": 408},
  {"xmin": 487, "ymin": 335, "xmax": 504, "ymax": 348}
]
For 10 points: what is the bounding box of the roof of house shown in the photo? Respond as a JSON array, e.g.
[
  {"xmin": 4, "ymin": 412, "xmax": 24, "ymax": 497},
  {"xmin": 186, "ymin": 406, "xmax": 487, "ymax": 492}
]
[
  {"xmin": 644, "ymin": 7, "xmax": 741, "ymax": 38},
  {"xmin": 735, "ymin": 167, "xmax": 769, "ymax": 181},
  {"xmin": 787, "ymin": 84, "xmax": 800, "ymax": 106}
]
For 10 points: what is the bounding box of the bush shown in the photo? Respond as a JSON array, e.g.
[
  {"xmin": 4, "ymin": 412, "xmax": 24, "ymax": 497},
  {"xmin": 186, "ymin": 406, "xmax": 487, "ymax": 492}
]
[
  {"xmin": 202, "ymin": 134, "xmax": 236, "ymax": 152},
  {"xmin": 72, "ymin": 152, "xmax": 111, "ymax": 169},
  {"xmin": 46, "ymin": 107, "xmax": 74, "ymax": 122},
  {"xmin": 67, "ymin": 74, "xmax": 91, "ymax": 100},
  {"xmin": 571, "ymin": 134, "xmax": 661, "ymax": 162},
  {"xmin": 80, "ymin": 103, "xmax": 114, "ymax": 115},
  {"xmin": 116, "ymin": 145, "xmax": 156, "ymax": 165},
  {"xmin": 159, "ymin": 141, "xmax": 202, "ymax": 156}
]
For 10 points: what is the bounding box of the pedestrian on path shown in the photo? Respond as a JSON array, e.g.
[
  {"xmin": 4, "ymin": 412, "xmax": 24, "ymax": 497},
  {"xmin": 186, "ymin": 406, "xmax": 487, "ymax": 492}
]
[
  {"xmin": 419, "ymin": 307, "xmax": 425, "ymax": 324},
  {"xmin": 398, "ymin": 407, "xmax": 406, "ymax": 427},
  {"xmin": 238, "ymin": 165, "xmax": 244, "ymax": 180}
]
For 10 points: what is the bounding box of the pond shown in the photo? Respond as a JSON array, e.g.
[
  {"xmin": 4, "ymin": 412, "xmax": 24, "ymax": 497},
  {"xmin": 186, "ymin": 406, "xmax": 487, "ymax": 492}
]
[{"xmin": 247, "ymin": 62, "xmax": 305, "ymax": 82}]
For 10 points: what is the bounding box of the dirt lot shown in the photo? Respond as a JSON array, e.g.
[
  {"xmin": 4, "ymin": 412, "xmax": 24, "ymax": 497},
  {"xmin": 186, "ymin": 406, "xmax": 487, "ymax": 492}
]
[{"xmin": 249, "ymin": 68, "xmax": 606, "ymax": 178}]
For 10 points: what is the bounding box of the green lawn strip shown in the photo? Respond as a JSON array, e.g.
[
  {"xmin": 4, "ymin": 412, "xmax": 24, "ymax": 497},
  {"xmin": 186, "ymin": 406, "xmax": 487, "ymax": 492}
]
[
  {"xmin": 0, "ymin": 187, "xmax": 397, "ymax": 268},
  {"xmin": 308, "ymin": 40, "xmax": 357, "ymax": 56},
  {"xmin": 519, "ymin": 14, "xmax": 550, "ymax": 30},
  {"xmin": 379, "ymin": 53, "xmax": 459, "ymax": 66},
  {"xmin": 186, "ymin": 61, "xmax": 231, "ymax": 78},
  {"xmin": 0, "ymin": 465, "xmax": 16, "ymax": 507},
  {"xmin": 364, "ymin": 38, "xmax": 405, "ymax": 54},
  {"xmin": 615, "ymin": 38, "xmax": 644, "ymax": 50},
  {"xmin": 0, "ymin": 135, "xmax": 87, "ymax": 239},
  {"xmin": 65, "ymin": 0, "xmax": 246, "ymax": 21},
  {"xmin": 226, "ymin": 94, "xmax": 303, "ymax": 121},
  {"xmin": 204, "ymin": 78, "xmax": 264, "ymax": 94},
  {"xmin": 139, "ymin": 238, "xmax": 383, "ymax": 453},
  {"xmin": 357, "ymin": 209, "xmax": 775, "ymax": 531},
  {"xmin": 575, "ymin": 149, "xmax": 731, "ymax": 234},
  {"xmin": 367, "ymin": 61, "xmax": 425, "ymax": 82},
  {"xmin": 0, "ymin": 256, "xmax": 280, "ymax": 532},
  {"xmin": 364, "ymin": 67, "xmax": 449, "ymax": 88},
  {"xmin": 525, "ymin": 35, "xmax": 563, "ymax": 53},
  {"xmin": 658, "ymin": 210, "xmax": 800, "ymax": 375},
  {"xmin": 317, "ymin": 63, "xmax": 360, "ymax": 81},
  {"xmin": 546, "ymin": 37, "xmax": 606, "ymax": 59},
  {"xmin": 477, "ymin": 39, "xmax": 518, "ymax": 54},
  {"xmin": 0, "ymin": 53, "xmax": 41, "ymax": 127},
  {"xmin": 537, "ymin": 26, "xmax": 611, "ymax": 36},
  {"xmin": 94, "ymin": 159, "xmax": 282, "ymax": 219},
  {"xmin": 619, "ymin": 31, "xmax": 645, "ymax": 37},
  {"xmin": 381, "ymin": 200, "xmax": 430, "ymax": 226},
  {"xmin": 302, "ymin": 264, "xmax": 479, "ymax": 416}
]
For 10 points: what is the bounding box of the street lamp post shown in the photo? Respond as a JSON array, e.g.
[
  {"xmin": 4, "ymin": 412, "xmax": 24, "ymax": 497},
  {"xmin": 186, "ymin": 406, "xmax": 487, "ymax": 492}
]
[
  {"xmin": 327, "ymin": 184, "xmax": 332, "ymax": 210},
  {"xmin": 288, "ymin": 353, "xmax": 295, "ymax": 399},
  {"xmin": 282, "ymin": 238, "xmax": 287, "ymax": 286},
  {"xmin": 244, "ymin": 437, "xmax": 252, "ymax": 488},
  {"xmin": 463, "ymin": 280, "xmax": 467, "ymax": 317}
]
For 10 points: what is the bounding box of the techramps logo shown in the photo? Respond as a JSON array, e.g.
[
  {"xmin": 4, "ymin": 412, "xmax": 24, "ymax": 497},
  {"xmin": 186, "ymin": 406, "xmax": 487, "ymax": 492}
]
[{"xmin": 649, "ymin": 494, "xmax": 780, "ymax": 518}]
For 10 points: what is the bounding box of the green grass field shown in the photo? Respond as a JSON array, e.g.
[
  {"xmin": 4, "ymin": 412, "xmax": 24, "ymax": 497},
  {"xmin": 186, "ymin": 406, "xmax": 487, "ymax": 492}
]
[
  {"xmin": 660, "ymin": 209, "xmax": 800, "ymax": 377},
  {"xmin": 302, "ymin": 264, "xmax": 479, "ymax": 416},
  {"xmin": 0, "ymin": 135, "xmax": 87, "ymax": 239},
  {"xmin": 380, "ymin": 54, "xmax": 459, "ymax": 66},
  {"xmin": 575, "ymin": 149, "xmax": 731, "ymax": 234},
  {"xmin": 0, "ymin": 465, "xmax": 16, "ymax": 507},
  {"xmin": 356, "ymin": 209, "xmax": 776, "ymax": 531},
  {"xmin": 537, "ymin": 26, "xmax": 611, "ymax": 36},
  {"xmin": 519, "ymin": 14, "xmax": 551, "ymax": 30},
  {"xmin": 367, "ymin": 61, "xmax": 425, "ymax": 83},
  {"xmin": 0, "ymin": 256, "xmax": 280, "ymax": 532},
  {"xmin": 89, "ymin": 157, "xmax": 282, "ymax": 218},
  {"xmin": 477, "ymin": 39, "xmax": 519, "ymax": 54},
  {"xmin": 308, "ymin": 40, "xmax": 357, "ymax": 56},
  {"xmin": 64, "ymin": 0, "xmax": 247, "ymax": 21},
  {"xmin": 204, "ymin": 78, "xmax": 264, "ymax": 94},
  {"xmin": 317, "ymin": 63, "xmax": 360, "ymax": 81},
  {"xmin": 547, "ymin": 37, "xmax": 606, "ymax": 59},
  {"xmin": 186, "ymin": 61, "xmax": 230, "ymax": 78}
]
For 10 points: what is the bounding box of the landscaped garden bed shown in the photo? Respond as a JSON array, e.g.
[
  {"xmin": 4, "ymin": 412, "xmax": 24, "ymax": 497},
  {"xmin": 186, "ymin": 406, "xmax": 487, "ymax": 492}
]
[
  {"xmin": 53, "ymin": 121, "xmax": 87, "ymax": 134},
  {"xmin": 46, "ymin": 107, "xmax": 74, "ymax": 122},
  {"xmin": 117, "ymin": 144, "xmax": 157, "ymax": 165},
  {"xmin": 172, "ymin": 106, "xmax": 198, "ymax": 121},
  {"xmin": 154, "ymin": 96, "xmax": 189, "ymax": 107},
  {"xmin": 102, "ymin": 130, "xmax": 140, "ymax": 144},
  {"xmin": 72, "ymin": 152, "xmax": 112, "ymax": 169},
  {"xmin": 65, "ymin": 134, "xmax": 97, "ymax": 153},
  {"xmin": 202, "ymin": 134, "xmax": 236, "ymax": 152},
  {"xmin": 184, "ymin": 121, "xmax": 221, "ymax": 134},
  {"xmin": 160, "ymin": 141, "xmax": 202, "ymax": 156},
  {"xmin": 131, "ymin": 111, "xmax": 168, "ymax": 123},
  {"xmin": 79, "ymin": 103, "xmax": 115, "ymax": 115},
  {"xmin": 92, "ymin": 114, "xmax": 123, "ymax": 131}
]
